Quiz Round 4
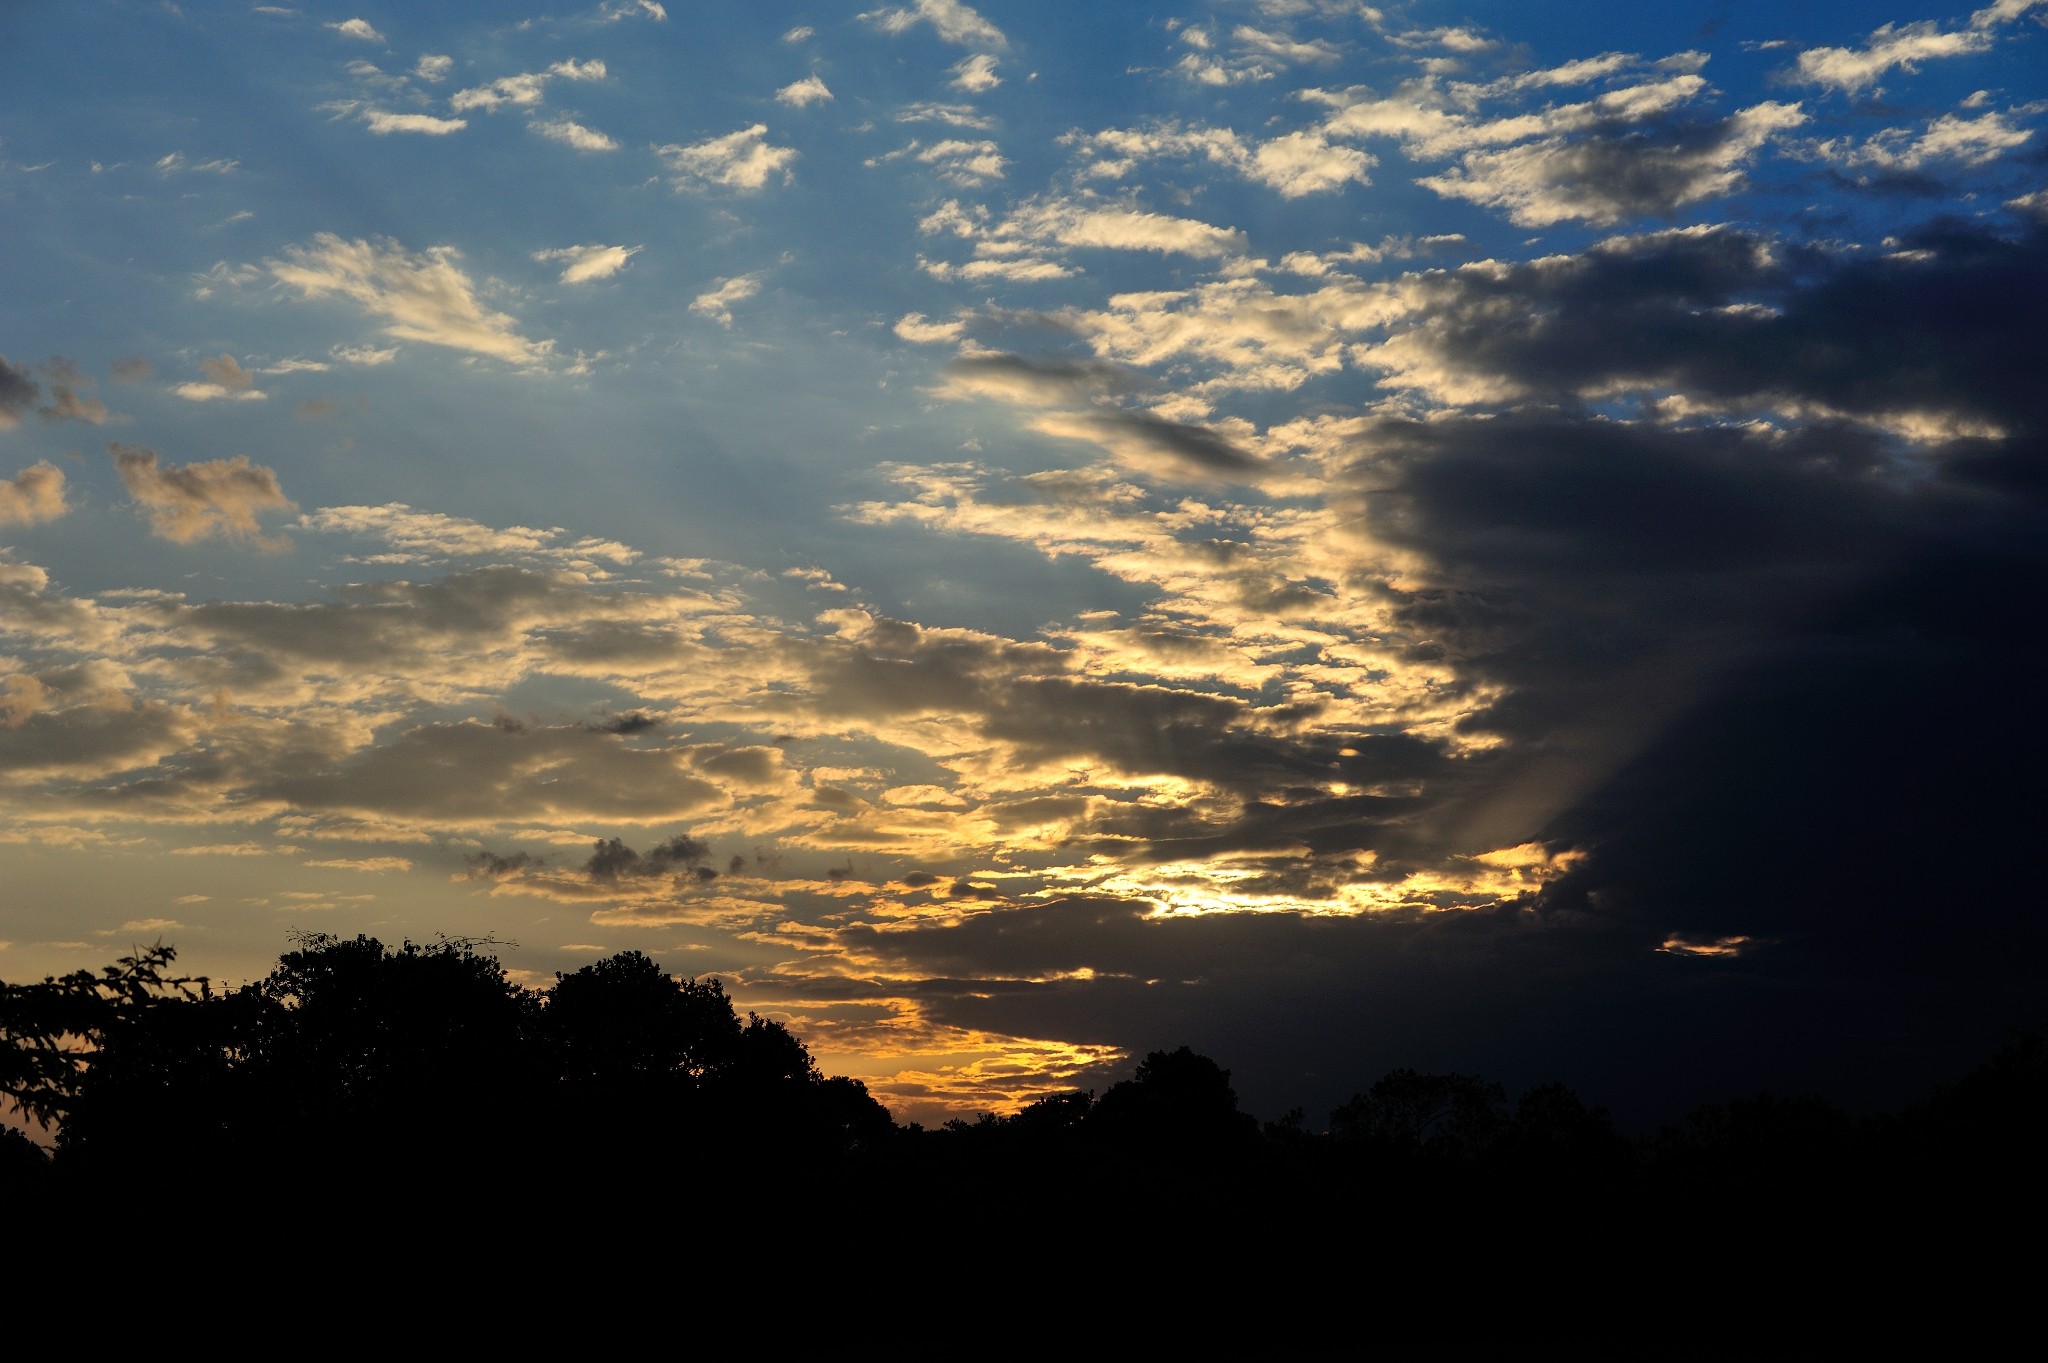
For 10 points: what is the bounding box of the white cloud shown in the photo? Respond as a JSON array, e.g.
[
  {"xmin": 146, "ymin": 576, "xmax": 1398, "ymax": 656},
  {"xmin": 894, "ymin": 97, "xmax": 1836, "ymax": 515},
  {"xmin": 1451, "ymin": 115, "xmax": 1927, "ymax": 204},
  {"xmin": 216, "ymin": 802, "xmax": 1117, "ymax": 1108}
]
[
  {"xmin": 453, "ymin": 73, "xmax": 549, "ymax": 112},
  {"xmin": 776, "ymin": 75, "xmax": 834, "ymax": 107},
  {"xmin": 656, "ymin": 125, "xmax": 798, "ymax": 190},
  {"xmin": 326, "ymin": 18, "xmax": 385, "ymax": 44},
  {"xmin": 918, "ymin": 138, "xmax": 1006, "ymax": 184},
  {"xmin": 451, "ymin": 61, "xmax": 602, "ymax": 114},
  {"xmin": 783, "ymin": 25, "xmax": 814, "ymax": 42},
  {"xmin": 301, "ymin": 503, "xmax": 619, "ymax": 561},
  {"xmin": 534, "ymin": 242, "xmax": 642, "ymax": 284},
  {"xmin": 1817, "ymin": 110, "xmax": 2033, "ymax": 170},
  {"xmin": 267, "ymin": 233, "xmax": 552, "ymax": 366},
  {"xmin": 950, "ymin": 54, "xmax": 1001, "ymax": 92},
  {"xmin": 531, "ymin": 118, "xmax": 619, "ymax": 151},
  {"xmin": 898, "ymin": 102, "xmax": 995, "ymax": 129},
  {"xmin": 1793, "ymin": 21, "xmax": 1993, "ymax": 93},
  {"xmin": 1972, "ymin": 0, "xmax": 2047, "ymax": 28},
  {"xmin": 1067, "ymin": 121, "xmax": 1371, "ymax": 198},
  {"xmin": 174, "ymin": 352, "xmax": 268, "ymax": 402},
  {"xmin": 1020, "ymin": 202, "xmax": 1247, "ymax": 258},
  {"xmin": 111, "ymin": 444, "xmax": 297, "ymax": 547},
  {"xmin": 894, "ymin": 313, "xmax": 968, "ymax": 344},
  {"xmin": 364, "ymin": 110, "xmax": 468, "ymax": 136},
  {"xmin": 415, "ymin": 54, "xmax": 453, "ymax": 82},
  {"xmin": 861, "ymin": 0, "xmax": 1008, "ymax": 47},
  {"xmin": 0, "ymin": 463, "xmax": 67, "ymax": 527},
  {"xmin": 331, "ymin": 344, "xmax": 399, "ymax": 366},
  {"xmin": 690, "ymin": 275, "xmax": 762, "ymax": 326},
  {"xmin": 602, "ymin": 0, "xmax": 667, "ymax": 20}
]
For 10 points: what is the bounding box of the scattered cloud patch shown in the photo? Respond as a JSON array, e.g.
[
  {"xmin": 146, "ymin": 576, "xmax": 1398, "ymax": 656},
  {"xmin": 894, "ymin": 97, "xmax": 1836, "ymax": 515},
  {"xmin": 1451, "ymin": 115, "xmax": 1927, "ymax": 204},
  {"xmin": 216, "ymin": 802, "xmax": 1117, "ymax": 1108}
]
[
  {"xmin": 690, "ymin": 275, "xmax": 762, "ymax": 326},
  {"xmin": 452, "ymin": 59, "xmax": 605, "ymax": 114},
  {"xmin": 861, "ymin": 0, "xmax": 1008, "ymax": 48},
  {"xmin": 777, "ymin": 75, "xmax": 834, "ymax": 107},
  {"xmin": 267, "ymin": 233, "xmax": 552, "ymax": 366},
  {"xmin": 174, "ymin": 352, "xmax": 267, "ymax": 402},
  {"xmin": 534, "ymin": 242, "xmax": 642, "ymax": 283},
  {"xmin": 110, "ymin": 444, "xmax": 297, "ymax": 547},
  {"xmin": 364, "ymin": 110, "xmax": 468, "ymax": 135},
  {"xmin": 531, "ymin": 117, "xmax": 618, "ymax": 151},
  {"xmin": 0, "ymin": 463, "xmax": 67, "ymax": 527},
  {"xmin": 326, "ymin": 18, "xmax": 385, "ymax": 44},
  {"xmin": 950, "ymin": 54, "xmax": 1000, "ymax": 92},
  {"xmin": 656, "ymin": 125, "xmax": 798, "ymax": 190}
]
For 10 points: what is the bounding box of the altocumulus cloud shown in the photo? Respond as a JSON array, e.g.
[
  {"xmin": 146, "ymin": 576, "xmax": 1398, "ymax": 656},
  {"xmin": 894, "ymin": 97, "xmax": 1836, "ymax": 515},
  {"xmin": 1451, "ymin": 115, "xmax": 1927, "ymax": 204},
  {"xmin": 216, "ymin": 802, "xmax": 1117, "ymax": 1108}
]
[
  {"xmin": 657, "ymin": 125, "xmax": 798, "ymax": 191},
  {"xmin": 0, "ymin": 463, "xmax": 67, "ymax": 527},
  {"xmin": 110, "ymin": 444, "xmax": 297, "ymax": 547}
]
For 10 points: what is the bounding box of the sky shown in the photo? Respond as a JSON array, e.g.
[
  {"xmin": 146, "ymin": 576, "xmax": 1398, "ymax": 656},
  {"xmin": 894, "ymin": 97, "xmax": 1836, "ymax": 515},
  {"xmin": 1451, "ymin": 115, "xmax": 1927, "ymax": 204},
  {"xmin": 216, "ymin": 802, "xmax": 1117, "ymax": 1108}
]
[{"xmin": 3, "ymin": 0, "xmax": 2045, "ymax": 1131}]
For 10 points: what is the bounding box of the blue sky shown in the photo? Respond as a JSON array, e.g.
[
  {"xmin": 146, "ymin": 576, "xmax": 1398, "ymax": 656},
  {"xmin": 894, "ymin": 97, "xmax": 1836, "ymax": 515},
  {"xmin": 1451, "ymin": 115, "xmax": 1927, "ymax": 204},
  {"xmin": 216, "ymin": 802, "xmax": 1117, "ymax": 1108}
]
[{"xmin": 5, "ymin": 0, "xmax": 2046, "ymax": 1127}]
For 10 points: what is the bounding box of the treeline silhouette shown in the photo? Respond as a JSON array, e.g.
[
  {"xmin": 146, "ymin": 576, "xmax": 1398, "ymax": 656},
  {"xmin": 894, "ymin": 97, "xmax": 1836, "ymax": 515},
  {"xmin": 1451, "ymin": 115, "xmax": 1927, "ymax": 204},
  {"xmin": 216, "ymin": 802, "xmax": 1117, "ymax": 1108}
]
[{"xmin": 4, "ymin": 935, "xmax": 2043, "ymax": 1249}]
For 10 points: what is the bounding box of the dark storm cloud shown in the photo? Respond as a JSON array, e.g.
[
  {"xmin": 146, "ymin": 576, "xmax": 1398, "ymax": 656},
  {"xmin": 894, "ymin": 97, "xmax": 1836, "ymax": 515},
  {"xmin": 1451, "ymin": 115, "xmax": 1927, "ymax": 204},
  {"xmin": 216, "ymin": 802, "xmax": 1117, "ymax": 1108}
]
[
  {"xmin": 585, "ymin": 833, "xmax": 714, "ymax": 880},
  {"xmin": 1375, "ymin": 216, "xmax": 2048, "ymax": 434},
  {"xmin": 0, "ymin": 355, "xmax": 39, "ymax": 428},
  {"xmin": 465, "ymin": 850, "xmax": 543, "ymax": 878}
]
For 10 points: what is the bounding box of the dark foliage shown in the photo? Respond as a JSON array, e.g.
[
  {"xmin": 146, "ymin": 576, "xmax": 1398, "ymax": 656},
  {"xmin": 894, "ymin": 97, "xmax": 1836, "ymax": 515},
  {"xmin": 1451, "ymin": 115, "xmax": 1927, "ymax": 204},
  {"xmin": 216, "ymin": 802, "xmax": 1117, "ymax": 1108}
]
[{"xmin": 4, "ymin": 936, "xmax": 2042, "ymax": 1303}]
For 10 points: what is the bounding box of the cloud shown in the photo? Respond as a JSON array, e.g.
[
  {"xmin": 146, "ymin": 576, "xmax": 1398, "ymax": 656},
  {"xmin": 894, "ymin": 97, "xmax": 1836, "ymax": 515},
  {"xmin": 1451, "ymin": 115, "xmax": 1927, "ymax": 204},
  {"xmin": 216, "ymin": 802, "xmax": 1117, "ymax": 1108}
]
[
  {"xmin": 930, "ymin": 199, "xmax": 1249, "ymax": 265},
  {"xmin": 656, "ymin": 125, "xmax": 798, "ymax": 190},
  {"xmin": 301, "ymin": 502, "xmax": 638, "ymax": 568},
  {"xmin": 1814, "ymin": 110, "xmax": 2033, "ymax": 173},
  {"xmin": 110, "ymin": 443, "xmax": 298, "ymax": 547},
  {"xmin": 1068, "ymin": 121, "xmax": 1373, "ymax": 198},
  {"xmin": 266, "ymin": 233, "xmax": 552, "ymax": 366},
  {"xmin": 252, "ymin": 720, "xmax": 727, "ymax": 829},
  {"xmin": 326, "ymin": 18, "xmax": 385, "ymax": 44},
  {"xmin": 531, "ymin": 118, "xmax": 619, "ymax": 151},
  {"xmin": 1348, "ymin": 219, "xmax": 2048, "ymax": 437},
  {"xmin": 111, "ymin": 358, "xmax": 155, "ymax": 383},
  {"xmin": 1793, "ymin": 21, "xmax": 1993, "ymax": 93},
  {"xmin": 0, "ymin": 356, "xmax": 38, "ymax": 427},
  {"xmin": 414, "ymin": 54, "xmax": 452, "ymax": 82},
  {"xmin": 451, "ymin": 59, "xmax": 606, "ymax": 114},
  {"xmin": 303, "ymin": 856, "xmax": 414, "ymax": 872},
  {"xmin": 174, "ymin": 353, "xmax": 268, "ymax": 402},
  {"xmin": 2, "ymin": 355, "xmax": 112, "ymax": 425},
  {"xmin": 950, "ymin": 54, "xmax": 1001, "ymax": 92},
  {"xmin": 364, "ymin": 110, "xmax": 468, "ymax": 136},
  {"xmin": 602, "ymin": 0, "xmax": 667, "ymax": 19},
  {"xmin": 0, "ymin": 464, "xmax": 67, "ymax": 527},
  {"xmin": 1418, "ymin": 101, "xmax": 1807, "ymax": 226},
  {"xmin": 1033, "ymin": 410, "xmax": 1266, "ymax": 481},
  {"xmin": 861, "ymin": 0, "xmax": 1008, "ymax": 48},
  {"xmin": 897, "ymin": 102, "xmax": 995, "ymax": 129},
  {"xmin": 776, "ymin": 75, "xmax": 834, "ymax": 107},
  {"xmin": 690, "ymin": 275, "xmax": 762, "ymax": 326},
  {"xmin": 533, "ymin": 242, "xmax": 641, "ymax": 283},
  {"xmin": 913, "ymin": 138, "xmax": 1006, "ymax": 185},
  {"xmin": 894, "ymin": 312, "xmax": 968, "ymax": 344}
]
